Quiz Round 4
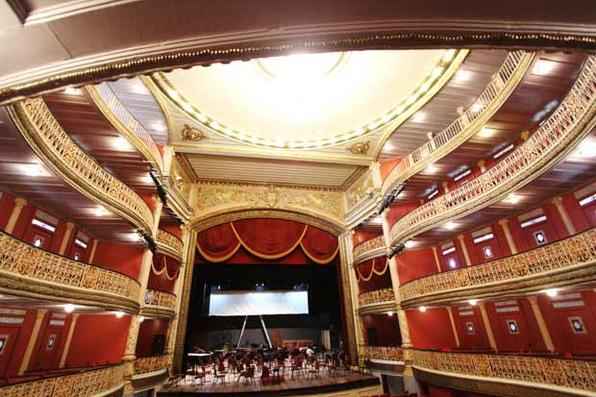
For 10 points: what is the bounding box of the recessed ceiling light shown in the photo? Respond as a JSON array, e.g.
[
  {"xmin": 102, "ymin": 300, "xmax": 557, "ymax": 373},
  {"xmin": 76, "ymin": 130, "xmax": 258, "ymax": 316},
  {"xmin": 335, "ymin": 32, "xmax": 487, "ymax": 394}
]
[
  {"xmin": 383, "ymin": 141, "xmax": 396, "ymax": 152},
  {"xmin": 64, "ymin": 87, "xmax": 82, "ymax": 96},
  {"xmin": 503, "ymin": 193, "xmax": 522, "ymax": 205},
  {"xmin": 444, "ymin": 221, "xmax": 458, "ymax": 230},
  {"xmin": 543, "ymin": 288, "xmax": 559, "ymax": 298},
  {"xmin": 139, "ymin": 316, "xmax": 145, "ymax": 322},
  {"xmin": 568, "ymin": 137, "xmax": 596, "ymax": 161},
  {"xmin": 468, "ymin": 299, "xmax": 479, "ymax": 306},
  {"xmin": 411, "ymin": 112, "xmax": 427, "ymax": 123},
  {"xmin": 419, "ymin": 306, "xmax": 427, "ymax": 313},
  {"xmin": 114, "ymin": 311, "xmax": 125, "ymax": 318},
  {"xmin": 404, "ymin": 240, "xmax": 417, "ymax": 249},
  {"xmin": 454, "ymin": 70, "xmax": 473, "ymax": 82},
  {"xmin": 478, "ymin": 127, "xmax": 497, "ymax": 138},
  {"xmin": 425, "ymin": 163, "xmax": 439, "ymax": 174},
  {"xmin": 19, "ymin": 163, "xmax": 47, "ymax": 177},
  {"xmin": 387, "ymin": 311, "xmax": 394, "ymax": 316},
  {"xmin": 93, "ymin": 206, "xmax": 109, "ymax": 216},
  {"xmin": 63, "ymin": 304, "xmax": 75, "ymax": 313},
  {"xmin": 532, "ymin": 59, "xmax": 558, "ymax": 76},
  {"xmin": 112, "ymin": 136, "xmax": 131, "ymax": 151}
]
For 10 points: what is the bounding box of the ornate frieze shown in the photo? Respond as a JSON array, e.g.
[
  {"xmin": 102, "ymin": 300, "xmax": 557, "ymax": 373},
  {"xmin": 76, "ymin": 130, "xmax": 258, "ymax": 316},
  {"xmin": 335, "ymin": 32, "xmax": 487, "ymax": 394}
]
[
  {"xmin": 191, "ymin": 182, "xmax": 345, "ymax": 230},
  {"xmin": 412, "ymin": 350, "xmax": 596, "ymax": 394},
  {"xmin": 0, "ymin": 231, "xmax": 139, "ymax": 310},
  {"xmin": 382, "ymin": 51, "xmax": 535, "ymax": 195},
  {"xmin": 399, "ymin": 228, "xmax": 596, "ymax": 306},
  {"xmin": 358, "ymin": 288, "xmax": 395, "ymax": 307},
  {"xmin": 361, "ymin": 346, "xmax": 404, "ymax": 363},
  {"xmin": 10, "ymin": 98, "xmax": 155, "ymax": 237},
  {"xmin": 390, "ymin": 56, "xmax": 596, "ymax": 246},
  {"xmin": 353, "ymin": 236, "xmax": 386, "ymax": 265},
  {"xmin": 0, "ymin": 363, "xmax": 125, "ymax": 397},
  {"xmin": 134, "ymin": 355, "xmax": 172, "ymax": 375},
  {"xmin": 156, "ymin": 229, "xmax": 183, "ymax": 260}
]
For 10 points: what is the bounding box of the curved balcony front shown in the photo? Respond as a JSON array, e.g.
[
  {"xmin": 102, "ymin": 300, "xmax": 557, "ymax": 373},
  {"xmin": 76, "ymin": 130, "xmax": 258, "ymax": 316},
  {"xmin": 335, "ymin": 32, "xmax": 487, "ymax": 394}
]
[
  {"xmin": 0, "ymin": 364, "xmax": 125, "ymax": 397},
  {"xmin": 382, "ymin": 51, "xmax": 535, "ymax": 195},
  {"xmin": 134, "ymin": 355, "xmax": 172, "ymax": 376},
  {"xmin": 142, "ymin": 289, "xmax": 177, "ymax": 318},
  {"xmin": 156, "ymin": 229, "xmax": 183, "ymax": 261},
  {"xmin": 399, "ymin": 228, "xmax": 596, "ymax": 307},
  {"xmin": 390, "ymin": 56, "xmax": 596, "ymax": 247},
  {"xmin": 9, "ymin": 98, "xmax": 155, "ymax": 238},
  {"xmin": 353, "ymin": 236, "xmax": 386, "ymax": 265},
  {"xmin": 0, "ymin": 231, "xmax": 140, "ymax": 312},
  {"xmin": 412, "ymin": 350, "xmax": 596, "ymax": 397},
  {"xmin": 358, "ymin": 288, "xmax": 396, "ymax": 315}
]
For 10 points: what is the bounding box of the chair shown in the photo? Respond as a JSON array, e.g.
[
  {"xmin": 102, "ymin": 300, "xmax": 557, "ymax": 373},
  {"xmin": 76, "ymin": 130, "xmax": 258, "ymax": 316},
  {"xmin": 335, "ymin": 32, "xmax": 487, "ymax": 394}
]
[{"xmin": 238, "ymin": 365, "xmax": 255, "ymax": 384}]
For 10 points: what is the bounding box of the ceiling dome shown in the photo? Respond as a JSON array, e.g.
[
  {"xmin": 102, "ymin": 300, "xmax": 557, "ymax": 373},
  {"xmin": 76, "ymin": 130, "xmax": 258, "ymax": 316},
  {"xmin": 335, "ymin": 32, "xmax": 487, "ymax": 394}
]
[{"xmin": 155, "ymin": 49, "xmax": 460, "ymax": 149}]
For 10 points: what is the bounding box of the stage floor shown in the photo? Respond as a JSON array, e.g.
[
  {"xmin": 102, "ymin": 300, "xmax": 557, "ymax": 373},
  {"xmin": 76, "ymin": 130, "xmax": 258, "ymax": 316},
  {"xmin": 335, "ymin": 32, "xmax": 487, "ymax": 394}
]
[{"xmin": 159, "ymin": 370, "xmax": 380, "ymax": 396}]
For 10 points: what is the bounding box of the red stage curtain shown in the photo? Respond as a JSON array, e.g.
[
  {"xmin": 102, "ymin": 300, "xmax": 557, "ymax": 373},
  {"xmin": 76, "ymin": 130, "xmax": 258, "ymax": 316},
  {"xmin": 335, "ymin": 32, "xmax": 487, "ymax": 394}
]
[
  {"xmin": 148, "ymin": 253, "xmax": 179, "ymax": 292},
  {"xmin": 356, "ymin": 256, "xmax": 392, "ymax": 293},
  {"xmin": 196, "ymin": 218, "xmax": 338, "ymax": 265}
]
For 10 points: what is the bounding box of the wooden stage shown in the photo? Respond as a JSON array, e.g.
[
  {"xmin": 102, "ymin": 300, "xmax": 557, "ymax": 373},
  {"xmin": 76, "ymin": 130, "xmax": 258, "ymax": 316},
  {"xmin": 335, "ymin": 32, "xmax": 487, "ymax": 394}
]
[{"xmin": 158, "ymin": 371, "xmax": 381, "ymax": 396}]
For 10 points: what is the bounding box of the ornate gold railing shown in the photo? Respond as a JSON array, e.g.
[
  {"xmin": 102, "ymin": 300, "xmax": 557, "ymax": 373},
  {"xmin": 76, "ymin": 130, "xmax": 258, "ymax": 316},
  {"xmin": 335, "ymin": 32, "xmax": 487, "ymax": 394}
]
[
  {"xmin": 0, "ymin": 231, "xmax": 139, "ymax": 306},
  {"xmin": 0, "ymin": 364, "xmax": 125, "ymax": 396},
  {"xmin": 87, "ymin": 83, "xmax": 163, "ymax": 172},
  {"xmin": 10, "ymin": 98, "xmax": 154, "ymax": 236},
  {"xmin": 400, "ymin": 228, "xmax": 596, "ymax": 304},
  {"xmin": 144, "ymin": 289, "xmax": 176, "ymax": 311},
  {"xmin": 134, "ymin": 355, "xmax": 172, "ymax": 375},
  {"xmin": 353, "ymin": 236, "xmax": 386, "ymax": 264},
  {"xmin": 413, "ymin": 350, "xmax": 596, "ymax": 394},
  {"xmin": 383, "ymin": 51, "xmax": 534, "ymax": 194},
  {"xmin": 156, "ymin": 229, "xmax": 183, "ymax": 260},
  {"xmin": 359, "ymin": 288, "xmax": 395, "ymax": 307},
  {"xmin": 361, "ymin": 346, "xmax": 404, "ymax": 362},
  {"xmin": 390, "ymin": 56, "xmax": 596, "ymax": 245}
]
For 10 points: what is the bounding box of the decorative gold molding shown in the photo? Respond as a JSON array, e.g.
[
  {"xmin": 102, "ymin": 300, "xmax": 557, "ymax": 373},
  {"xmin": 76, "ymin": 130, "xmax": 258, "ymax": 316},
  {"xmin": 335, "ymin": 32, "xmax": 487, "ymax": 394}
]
[
  {"xmin": 390, "ymin": 56, "xmax": 596, "ymax": 246},
  {"xmin": 382, "ymin": 51, "xmax": 535, "ymax": 195},
  {"xmin": 361, "ymin": 345, "xmax": 404, "ymax": 363},
  {"xmin": 181, "ymin": 124, "xmax": 205, "ymax": 142},
  {"xmin": 0, "ymin": 363, "xmax": 125, "ymax": 396},
  {"xmin": 8, "ymin": 98, "xmax": 155, "ymax": 237},
  {"xmin": 353, "ymin": 236, "xmax": 386, "ymax": 265},
  {"xmin": 86, "ymin": 83, "xmax": 164, "ymax": 172},
  {"xmin": 134, "ymin": 354, "xmax": 172, "ymax": 376},
  {"xmin": 0, "ymin": 230, "xmax": 140, "ymax": 311},
  {"xmin": 400, "ymin": 228, "xmax": 596, "ymax": 307},
  {"xmin": 358, "ymin": 288, "xmax": 395, "ymax": 309},
  {"xmin": 156, "ymin": 229, "xmax": 183, "ymax": 260},
  {"xmin": 142, "ymin": 289, "xmax": 176, "ymax": 318},
  {"xmin": 412, "ymin": 350, "xmax": 596, "ymax": 395}
]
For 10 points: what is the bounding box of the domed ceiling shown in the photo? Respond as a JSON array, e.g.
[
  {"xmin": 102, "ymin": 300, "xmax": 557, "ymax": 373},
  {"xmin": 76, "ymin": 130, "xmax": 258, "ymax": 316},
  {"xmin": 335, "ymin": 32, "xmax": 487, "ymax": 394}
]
[{"xmin": 153, "ymin": 49, "xmax": 457, "ymax": 150}]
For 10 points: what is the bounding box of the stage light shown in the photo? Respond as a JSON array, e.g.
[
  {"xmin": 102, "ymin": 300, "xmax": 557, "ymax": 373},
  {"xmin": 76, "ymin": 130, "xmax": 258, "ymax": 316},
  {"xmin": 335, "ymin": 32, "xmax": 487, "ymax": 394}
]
[
  {"xmin": 63, "ymin": 304, "xmax": 75, "ymax": 313},
  {"xmin": 543, "ymin": 288, "xmax": 559, "ymax": 298},
  {"xmin": 419, "ymin": 306, "xmax": 427, "ymax": 313}
]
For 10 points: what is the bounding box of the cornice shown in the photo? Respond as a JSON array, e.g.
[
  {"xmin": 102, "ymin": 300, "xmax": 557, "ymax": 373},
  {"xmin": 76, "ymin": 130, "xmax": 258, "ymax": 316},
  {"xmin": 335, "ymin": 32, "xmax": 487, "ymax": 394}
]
[{"xmin": 0, "ymin": 23, "xmax": 594, "ymax": 106}]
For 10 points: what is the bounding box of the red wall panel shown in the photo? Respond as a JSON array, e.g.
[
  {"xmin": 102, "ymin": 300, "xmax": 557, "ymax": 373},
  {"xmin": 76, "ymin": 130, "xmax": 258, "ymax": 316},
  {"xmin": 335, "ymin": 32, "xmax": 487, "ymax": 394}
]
[
  {"xmin": 92, "ymin": 242, "xmax": 144, "ymax": 279},
  {"xmin": 452, "ymin": 306, "xmax": 491, "ymax": 351},
  {"xmin": 0, "ymin": 192, "xmax": 15, "ymax": 231},
  {"xmin": 396, "ymin": 248, "xmax": 437, "ymax": 285},
  {"xmin": 135, "ymin": 318, "xmax": 169, "ymax": 358},
  {"xmin": 406, "ymin": 308, "xmax": 457, "ymax": 350}
]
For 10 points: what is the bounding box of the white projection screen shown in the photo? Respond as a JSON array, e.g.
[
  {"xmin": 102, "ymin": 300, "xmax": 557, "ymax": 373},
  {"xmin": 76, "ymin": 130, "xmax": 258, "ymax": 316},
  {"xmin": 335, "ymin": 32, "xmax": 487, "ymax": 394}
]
[{"xmin": 209, "ymin": 290, "xmax": 309, "ymax": 316}]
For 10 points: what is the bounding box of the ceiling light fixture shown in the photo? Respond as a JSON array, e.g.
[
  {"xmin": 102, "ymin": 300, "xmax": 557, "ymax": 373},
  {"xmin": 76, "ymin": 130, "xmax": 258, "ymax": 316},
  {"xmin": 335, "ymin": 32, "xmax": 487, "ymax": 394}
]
[
  {"xmin": 64, "ymin": 87, "xmax": 82, "ymax": 96},
  {"xmin": 454, "ymin": 70, "xmax": 473, "ymax": 82},
  {"xmin": 444, "ymin": 221, "xmax": 458, "ymax": 231},
  {"xmin": 532, "ymin": 59, "xmax": 558, "ymax": 76},
  {"xmin": 404, "ymin": 240, "xmax": 417, "ymax": 249},
  {"xmin": 94, "ymin": 206, "xmax": 109, "ymax": 216},
  {"xmin": 425, "ymin": 163, "xmax": 439, "ymax": 174},
  {"xmin": 412, "ymin": 112, "xmax": 427, "ymax": 123},
  {"xmin": 419, "ymin": 306, "xmax": 427, "ymax": 313},
  {"xmin": 568, "ymin": 137, "xmax": 596, "ymax": 161},
  {"xmin": 478, "ymin": 127, "xmax": 497, "ymax": 138},
  {"xmin": 63, "ymin": 304, "xmax": 75, "ymax": 313},
  {"xmin": 20, "ymin": 163, "xmax": 47, "ymax": 177},
  {"xmin": 468, "ymin": 299, "xmax": 479, "ymax": 306},
  {"xmin": 503, "ymin": 193, "xmax": 522, "ymax": 205},
  {"xmin": 543, "ymin": 288, "xmax": 559, "ymax": 298},
  {"xmin": 114, "ymin": 311, "xmax": 125, "ymax": 318},
  {"xmin": 387, "ymin": 311, "xmax": 394, "ymax": 316}
]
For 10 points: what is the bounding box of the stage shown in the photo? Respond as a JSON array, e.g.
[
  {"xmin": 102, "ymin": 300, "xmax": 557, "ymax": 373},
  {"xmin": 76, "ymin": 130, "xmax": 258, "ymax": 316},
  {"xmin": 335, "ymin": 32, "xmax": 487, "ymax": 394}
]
[{"xmin": 158, "ymin": 370, "xmax": 381, "ymax": 396}]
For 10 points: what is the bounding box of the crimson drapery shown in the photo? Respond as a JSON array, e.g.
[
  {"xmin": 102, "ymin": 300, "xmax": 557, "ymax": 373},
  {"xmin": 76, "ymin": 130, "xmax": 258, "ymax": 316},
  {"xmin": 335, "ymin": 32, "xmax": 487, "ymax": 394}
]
[
  {"xmin": 148, "ymin": 253, "xmax": 180, "ymax": 293},
  {"xmin": 196, "ymin": 218, "xmax": 339, "ymax": 265},
  {"xmin": 356, "ymin": 256, "xmax": 392, "ymax": 293}
]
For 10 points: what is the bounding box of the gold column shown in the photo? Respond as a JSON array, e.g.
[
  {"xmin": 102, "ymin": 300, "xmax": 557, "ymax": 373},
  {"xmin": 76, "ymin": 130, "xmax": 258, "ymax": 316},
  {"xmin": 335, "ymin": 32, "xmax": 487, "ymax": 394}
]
[
  {"xmin": 59, "ymin": 313, "xmax": 79, "ymax": 368},
  {"xmin": 446, "ymin": 306, "xmax": 460, "ymax": 348},
  {"xmin": 338, "ymin": 231, "xmax": 360, "ymax": 367},
  {"xmin": 18, "ymin": 309, "xmax": 47, "ymax": 375},
  {"xmin": 478, "ymin": 302, "xmax": 497, "ymax": 351},
  {"xmin": 5, "ymin": 197, "xmax": 27, "ymax": 234},
  {"xmin": 527, "ymin": 296, "xmax": 555, "ymax": 352},
  {"xmin": 457, "ymin": 234, "xmax": 472, "ymax": 266},
  {"xmin": 498, "ymin": 218, "xmax": 518, "ymax": 254},
  {"xmin": 58, "ymin": 222, "xmax": 75, "ymax": 255},
  {"xmin": 552, "ymin": 196, "xmax": 576, "ymax": 236},
  {"xmin": 431, "ymin": 246, "xmax": 442, "ymax": 273}
]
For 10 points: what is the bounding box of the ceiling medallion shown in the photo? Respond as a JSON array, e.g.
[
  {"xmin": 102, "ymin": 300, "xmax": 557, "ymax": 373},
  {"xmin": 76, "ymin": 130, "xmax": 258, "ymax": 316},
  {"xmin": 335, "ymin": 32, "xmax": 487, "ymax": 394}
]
[
  {"xmin": 153, "ymin": 49, "xmax": 466, "ymax": 150},
  {"xmin": 349, "ymin": 141, "xmax": 370, "ymax": 155},
  {"xmin": 180, "ymin": 124, "xmax": 204, "ymax": 141}
]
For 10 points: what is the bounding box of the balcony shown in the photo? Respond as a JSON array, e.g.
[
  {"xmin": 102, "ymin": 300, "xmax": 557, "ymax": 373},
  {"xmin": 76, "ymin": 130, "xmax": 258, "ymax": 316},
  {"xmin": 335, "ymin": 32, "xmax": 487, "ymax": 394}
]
[
  {"xmin": 134, "ymin": 355, "xmax": 172, "ymax": 376},
  {"xmin": 358, "ymin": 289, "xmax": 396, "ymax": 315},
  {"xmin": 0, "ymin": 231, "xmax": 140, "ymax": 311},
  {"xmin": 353, "ymin": 236, "xmax": 386, "ymax": 265},
  {"xmin": 156, "ymin": 230, "xmax": 183, "ymax": 261},
  {"xmin": 0, "ymin": 364, "xmax": 125, "ymax": 396},
  {"xmin": 142, "ymin": 289, "xmax": 177, "ymax": 318},
  {"xmin": 412, "ymin": 350, "xmax": 596, "ymax": 396},
  {"xmin": 9, "ymin": 98, "xmax": 155, "ymax": 237},
  {"xmin": 382, "ymin": 51, "xmax": 535, "ymax": 195},
  {"xmin": 390, "ymin": 56, "xmax": 596, "ymax": 246},
  {"xmin": 399, "ymin": 228, "xmax": 596, "ymax": 307}
]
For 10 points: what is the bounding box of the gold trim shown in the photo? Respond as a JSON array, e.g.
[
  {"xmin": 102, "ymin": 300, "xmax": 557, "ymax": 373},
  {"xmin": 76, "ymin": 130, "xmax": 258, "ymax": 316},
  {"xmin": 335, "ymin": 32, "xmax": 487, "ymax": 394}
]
[
  {"xmin": 134, "ymin": 355, "xmax": 172, "ymax": 375},
  {"xmin": 353, "ymin": 236, "xmax": 386, "ymax": 265},
  {"xmin": 156, "ymin": 229, "xmax": 183, "ymax": 260}
]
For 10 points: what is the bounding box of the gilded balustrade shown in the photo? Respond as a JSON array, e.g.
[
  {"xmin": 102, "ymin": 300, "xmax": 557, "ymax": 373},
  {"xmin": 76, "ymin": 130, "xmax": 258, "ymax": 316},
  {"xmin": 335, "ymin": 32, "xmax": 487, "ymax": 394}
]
[
  {"xmin": 412, "ymin": 350, "xmax": 596, "ymax": 394},
  {"xmin": 390, "ymin": 56, "xmax": 596, "ymax": 246},
  {"xmin": 87, "ymin": 83, "xmax": 164, "ymax": 172},
  {"xmin": 399, "ymin": 228, "xmax": 596, "ymax": 305},
  {"xmin": 134, "ymin": 355, "xmax": 172, "ymax": 375},
  {"xmin": 359, "ymin": 288, "xmax": 395, "ymax": 307},
  {"xmin": 0, "ymin": 364, "xmax": 125, "ymax": 397},
  {"xmin": 156, "ymin": 229, "xmax": 183, "ymax": 260},
  {"xmin": 353, "ymin": 236, "xmax": 386, "ymax": 264},
  {"xmin": 0, "ymin": 231, "xmax": 139, "ymax": 309},
  {"xmin": 10, "ymin": 98, "xmax": 154, "ymax": 236},
  {"xmin": 382, "ymin": 51, "xmax": 534, "ymax": 194},
  {"xmin": 361, "ymin": 345, "xmax": 404, "ymax": 363},
  {"xmin": 144, "ymin": 289, "xmax": 177, "ymax": 312}
]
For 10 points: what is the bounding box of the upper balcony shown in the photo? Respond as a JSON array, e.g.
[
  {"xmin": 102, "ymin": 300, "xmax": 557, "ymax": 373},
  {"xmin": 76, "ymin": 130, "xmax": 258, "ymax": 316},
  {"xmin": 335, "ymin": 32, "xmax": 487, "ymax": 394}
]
[
  {"xmin": 353, "ymin": 235, "xmax": 386, "ymax": 265},
  {"xmin": 389, "ymin": 56, "xmax": 596, "ymax": 247},
  {"xmin": 0, "ymin": 230, "xmax": 140, "ymax": 312},
  {"xmin": 142, "ymin": 289, "xmax": 177, "ymax": 318},
  {"xmin": 156, "ymin": 229, "xmax": 183, "ymax": 261},
  {"xmin": 399, "ymin": 228, "xmax": 596, "ymax": 307}
]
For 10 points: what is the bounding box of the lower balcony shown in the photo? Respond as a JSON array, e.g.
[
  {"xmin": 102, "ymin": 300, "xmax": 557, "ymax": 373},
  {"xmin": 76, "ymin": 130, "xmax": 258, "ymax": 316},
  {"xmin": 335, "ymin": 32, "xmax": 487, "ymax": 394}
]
[
  {"xmin": 142, "ymin": 289, "xmax": 177, "ymax": 318},
  {"xmin": 358, "ymin": 288, "xmax": 396, "ymax": 315},
  {"xmin": 399, "ymin": 228, "xmax": 596, "ymax": 307},
  {"xmin": 0, "ymin": 231, "xmax": 140, "ymax": 312},
  {"xmin": 360, "ymin": 345, "xmax": 405, "ymax": 374},
  {"xmin": 0, "ymin": 364, "xmax": 125, "ymax": 396},
  {"xmin": 412, "ymin": 349, "xmax": 596, "ymax": 397},
  {"xmin": 132, "ymin": 355, "xmax": 171, "ymax": 391}
]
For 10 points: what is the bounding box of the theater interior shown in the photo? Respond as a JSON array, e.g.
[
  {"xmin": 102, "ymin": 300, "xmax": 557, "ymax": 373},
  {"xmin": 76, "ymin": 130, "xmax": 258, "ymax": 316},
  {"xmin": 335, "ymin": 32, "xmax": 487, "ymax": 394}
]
[{"xmin": 0, "ymin": 2, "xmax": 595, "ymax": 397}]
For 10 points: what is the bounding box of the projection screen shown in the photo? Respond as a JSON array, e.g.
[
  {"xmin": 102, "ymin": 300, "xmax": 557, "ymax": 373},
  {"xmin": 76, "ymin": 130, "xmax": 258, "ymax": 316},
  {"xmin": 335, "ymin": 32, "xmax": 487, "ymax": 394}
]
[{"xmin": 209, "ymin": 290, "xmax": 309, "ymax": 316}]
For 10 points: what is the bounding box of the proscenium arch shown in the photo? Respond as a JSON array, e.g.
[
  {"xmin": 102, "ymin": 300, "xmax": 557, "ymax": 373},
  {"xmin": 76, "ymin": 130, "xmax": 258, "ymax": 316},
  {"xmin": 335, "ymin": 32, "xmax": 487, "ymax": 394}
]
[{"xmin": 189, "ymin": 208, "xmax": 346, "ymax": 237}]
